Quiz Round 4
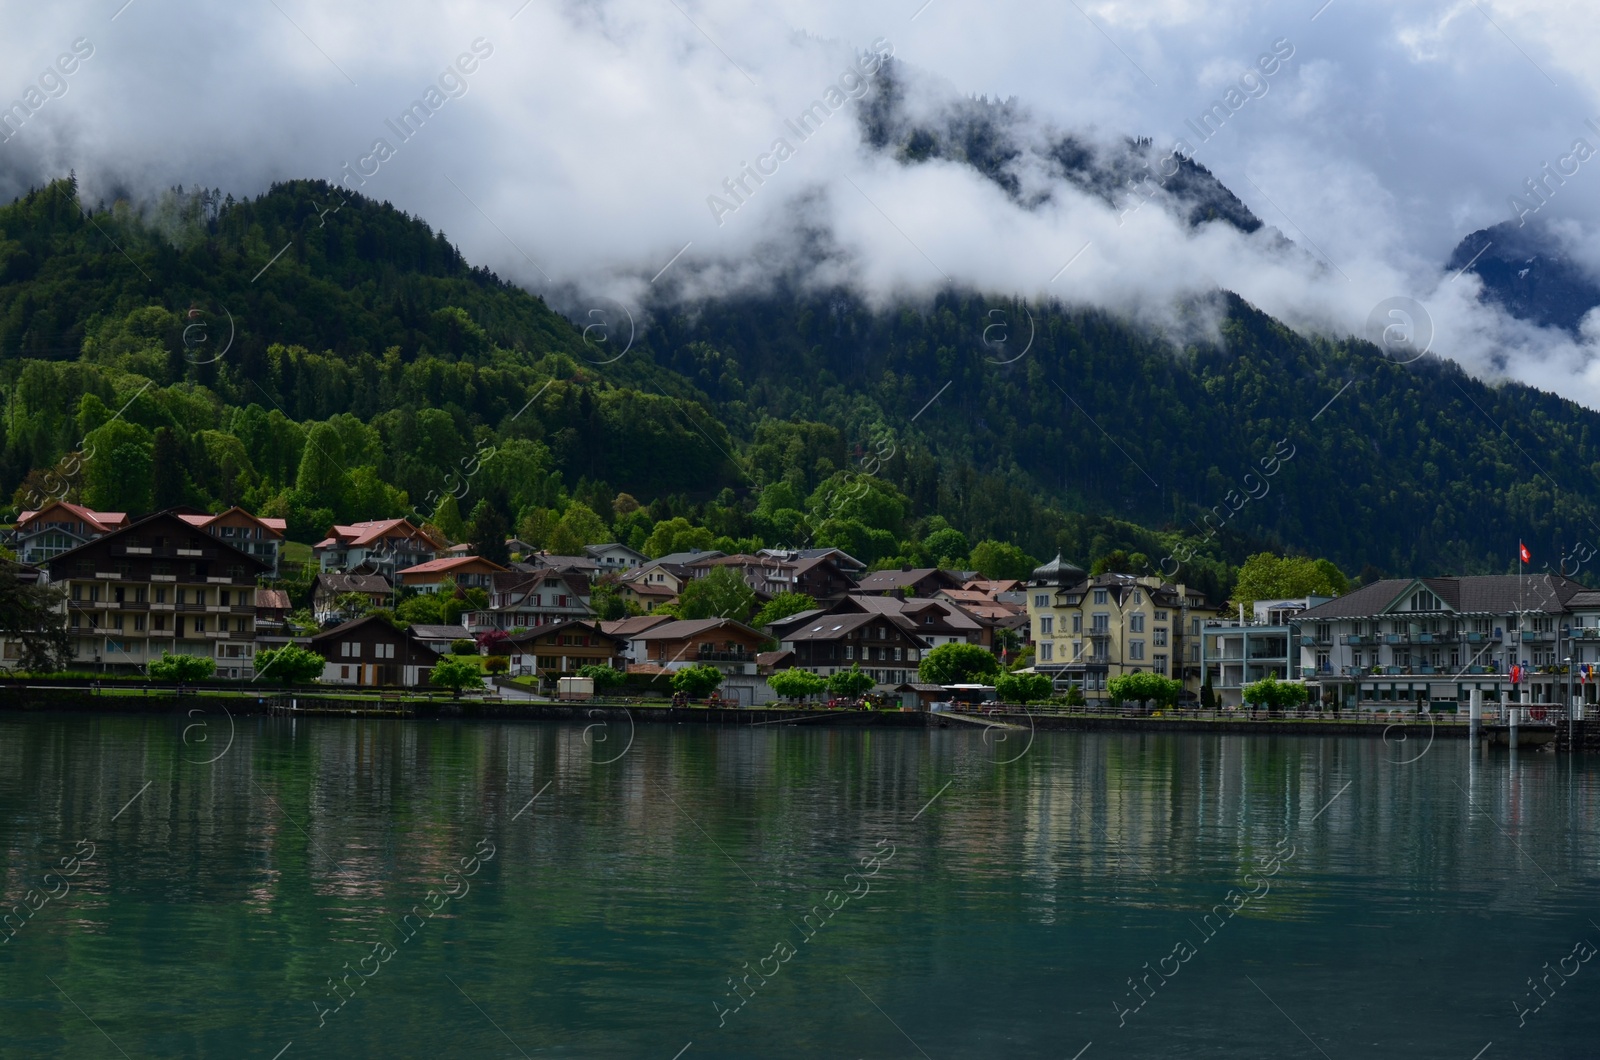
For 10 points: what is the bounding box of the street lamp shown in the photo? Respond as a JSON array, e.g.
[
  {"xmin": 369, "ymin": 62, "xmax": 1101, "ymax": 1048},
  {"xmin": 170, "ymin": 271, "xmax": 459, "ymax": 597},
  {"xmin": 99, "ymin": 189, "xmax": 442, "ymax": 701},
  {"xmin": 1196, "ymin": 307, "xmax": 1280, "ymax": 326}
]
[{"xmin": 1567, "ymin": 654, "xmax": 1574, "ymax": 753}]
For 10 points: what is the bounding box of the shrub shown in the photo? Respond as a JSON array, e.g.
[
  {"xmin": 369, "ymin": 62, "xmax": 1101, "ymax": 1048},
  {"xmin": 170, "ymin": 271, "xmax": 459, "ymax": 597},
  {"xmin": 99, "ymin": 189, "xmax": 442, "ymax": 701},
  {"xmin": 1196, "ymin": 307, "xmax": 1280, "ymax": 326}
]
[
  {"xmin": 147, "ymin": 652, "xmax": 216, "ymax": 682},
  {"xmin": 450, "ymin": 638, "xmax": 477, "ymax": 656}
]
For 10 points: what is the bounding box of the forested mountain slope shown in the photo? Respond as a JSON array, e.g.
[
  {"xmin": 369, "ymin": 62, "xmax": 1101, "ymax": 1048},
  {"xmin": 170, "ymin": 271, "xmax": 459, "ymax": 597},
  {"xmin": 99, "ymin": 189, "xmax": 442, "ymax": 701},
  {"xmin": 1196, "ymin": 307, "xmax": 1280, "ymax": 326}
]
[{"xmin": 1, "ymin": 176, "xmax": 1596, "ymax": 598}]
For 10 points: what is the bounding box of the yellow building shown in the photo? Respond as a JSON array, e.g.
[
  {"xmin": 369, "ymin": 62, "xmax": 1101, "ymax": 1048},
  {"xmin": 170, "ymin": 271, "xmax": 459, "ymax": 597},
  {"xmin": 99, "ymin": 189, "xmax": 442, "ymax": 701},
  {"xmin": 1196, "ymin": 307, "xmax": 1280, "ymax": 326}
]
[{"xmin": 1025, "ymin": 554, "xmax": 1221, "ymax": 702}]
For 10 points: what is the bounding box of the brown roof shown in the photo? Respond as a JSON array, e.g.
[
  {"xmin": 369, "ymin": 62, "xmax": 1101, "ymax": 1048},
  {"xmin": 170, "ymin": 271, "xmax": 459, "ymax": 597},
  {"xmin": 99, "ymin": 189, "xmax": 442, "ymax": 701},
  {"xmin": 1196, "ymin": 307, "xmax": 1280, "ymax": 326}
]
[
  {"xmin": 256, "ymin": 589, "xmax": 292, "ymax": 610},
  {"xmin": 601, "ymin": 615, "xmax": 676, "ymax": 637}
]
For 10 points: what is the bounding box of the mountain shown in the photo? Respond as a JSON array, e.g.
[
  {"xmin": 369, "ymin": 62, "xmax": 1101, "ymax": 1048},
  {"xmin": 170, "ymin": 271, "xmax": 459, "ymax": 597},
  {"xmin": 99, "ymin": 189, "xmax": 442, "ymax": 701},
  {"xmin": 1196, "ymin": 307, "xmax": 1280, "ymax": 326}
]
[
  {"xmin": 3, "ymin": 175, "xmax": 1600, "ymax": 600},
  {"xmin": 1447, "ymin": 220, "xmax": 1600, "ymax": 334}
]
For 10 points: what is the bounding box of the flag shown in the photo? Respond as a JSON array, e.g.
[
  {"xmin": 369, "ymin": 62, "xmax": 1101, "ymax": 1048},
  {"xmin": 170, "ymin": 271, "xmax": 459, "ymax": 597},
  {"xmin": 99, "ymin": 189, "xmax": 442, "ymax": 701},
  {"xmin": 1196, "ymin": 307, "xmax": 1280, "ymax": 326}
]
[{"xmin": 1520, "ymin": 541, "xmax": 1531, "ymax": 564}]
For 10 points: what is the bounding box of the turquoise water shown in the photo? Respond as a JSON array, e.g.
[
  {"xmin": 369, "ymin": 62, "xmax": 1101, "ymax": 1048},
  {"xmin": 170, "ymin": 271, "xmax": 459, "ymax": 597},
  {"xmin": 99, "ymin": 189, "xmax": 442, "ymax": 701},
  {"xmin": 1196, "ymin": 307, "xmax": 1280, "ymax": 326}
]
[{"xmin": 1, "ymin": 709, "xmax": 1598, "ymax": 1058}]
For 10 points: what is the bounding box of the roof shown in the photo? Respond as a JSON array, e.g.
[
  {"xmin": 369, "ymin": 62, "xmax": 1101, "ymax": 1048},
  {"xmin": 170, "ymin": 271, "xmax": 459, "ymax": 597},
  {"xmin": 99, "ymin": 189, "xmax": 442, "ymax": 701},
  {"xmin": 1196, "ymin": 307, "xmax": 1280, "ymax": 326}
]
[
  {"xmin": 1031, "ymin": 553, "xmax": 1087, "ymax": 582},
  {"xmin": 319, "ymin": 518, "xmax": 443, "ymax": 549},
  {"xmin": 1570, "ymin": 590, "xmax": 1600, "ymax": 609},
  {"xmin": 585, "ymin": 543, "xmax": 645, "ymax": 558},
  {"xmin": 504, "ymin": 620, "xmax": 623, "ymax": 645},
  {"xmin": 316, "ymin": 572, "xmax": 392, "ymax": 594},
  {"xmin": 937, "ymin": 589, "xmax": 998, "ymax": 605},
  {"xmin": 309, "ymin": 614, "xmax": 419, "ymax": 643},
  {"xmin": 756, "ymin": 649, "xmax": 795, "ymax": 668},
  {"xmin": 619, "ymin": 581, "xmax": 678, "ymax": 597},
  {"xmin": 408, "ymin": 624, "xmax": 473, "ymax": 642},
  {"xmin": 46, "ymin": 509, "xmax": 270, "ymax": 570},
  {"xmin": 653, "ymin": 549, "xmax": 726, "ymax": 566},
  {"xmin": 1297, "ymin": 575, "xmax": 1588, "ymax": 619},
  {"xmin": 19, "ymin": 501, "xmax": 128, "ymax": 533},
  {"xmin": 630, "ymin": 618, "xmax": 765, "ymax": 641},
  {"xmin": 398, "ymin": 555, "xmax": 509, "ymax": 578},
  {"xmin": 896, "ymin": 683, "xmax": 945, "ymax": 692},
  {"xmin": 601, "ymin": 615, "xmax": 677, "ymax": 637},
  {"xmin": 854, "ymin": 568, "xmax": 959, "ymax": 592},
  {"xmin": 766, "ymin": 607, "xmax": 826, "ymax": 631},
  {"xmin": 176, "ymin": 507, "xmax": 287, "ymax": 535},
  {"xmin": 255, "ymin": 589, "xmax": 292, "ymax": 610},
  {"xmin": 964, "ymin": 579, "xmax": 1022, "ymax": 593}
]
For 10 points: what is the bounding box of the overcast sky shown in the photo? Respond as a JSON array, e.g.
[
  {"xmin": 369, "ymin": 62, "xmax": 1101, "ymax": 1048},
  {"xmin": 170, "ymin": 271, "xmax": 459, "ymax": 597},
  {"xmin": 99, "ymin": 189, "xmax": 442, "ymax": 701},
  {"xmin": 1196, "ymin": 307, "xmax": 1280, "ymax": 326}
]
[{"xmin": 2, "ymin": 0, "xmax": 1598, "ymax": 400}]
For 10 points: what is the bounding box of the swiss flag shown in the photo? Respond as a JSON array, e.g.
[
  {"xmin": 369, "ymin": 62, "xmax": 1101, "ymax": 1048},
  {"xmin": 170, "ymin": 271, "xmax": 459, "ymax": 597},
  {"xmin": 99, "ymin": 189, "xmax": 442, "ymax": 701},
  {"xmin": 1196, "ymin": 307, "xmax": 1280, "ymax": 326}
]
[{"xmin": 1520, "ymin": 541, "xmax": 1531, "ymax": 564}]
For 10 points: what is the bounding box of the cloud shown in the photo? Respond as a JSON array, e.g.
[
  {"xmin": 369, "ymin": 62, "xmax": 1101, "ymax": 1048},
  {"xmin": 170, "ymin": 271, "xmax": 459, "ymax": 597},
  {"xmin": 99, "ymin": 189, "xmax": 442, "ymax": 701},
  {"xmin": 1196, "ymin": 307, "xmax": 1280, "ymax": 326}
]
[{"xmin": 1, "ymin": 0, "xmax": 1598, "ymax": 402}]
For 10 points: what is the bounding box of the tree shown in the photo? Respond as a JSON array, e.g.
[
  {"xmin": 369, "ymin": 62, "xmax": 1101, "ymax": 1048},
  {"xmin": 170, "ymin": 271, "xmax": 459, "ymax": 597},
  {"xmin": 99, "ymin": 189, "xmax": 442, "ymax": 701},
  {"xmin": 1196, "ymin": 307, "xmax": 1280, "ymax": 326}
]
[
  {"xmin": 468, "ymin": 500, "xmax": 511, "ymax": 566},
  {"xmin": 768, "ymin": 668, "xmax": 826, "ymax": 701},
  {"xmin": 591, "ymin": 583, "xmax": 627, "ymax": 620},
  {"xmin": 484, "ymin": 655, "xmax": 509, "ymax": 674},
  {"xmin": 1241, "ymin": 675, "xmax": 1308, "ymax": 713},
  {"xmin": 752, "ymin": 591, "xmax": 816, "ymax": 629},
  {"xmin": 577, "ymin": 664, "xmax": 626, "ymax": 691},
  {"xmin": 923, "ymin": 527, "xmax": 970, "ymax": 566},
  {"xmin": 995, "ymin": 671, "xmax": 1052, "ymax": 704},
  {"xmin": 148, "ymin": 652, "xmax": 217, "ymax": 682},
  {"xmin": 1108, "ymin": 672, "xmax": 1181, "ymax": 711},
  {"xmin": 1091, "ymin": 550, "xmax": 1148, "ymax": 576},
  {"xmin": 151, "ymin": 427, "xmax": 187, "ymax": 509},
  {"xmin": 334, "ymin": 592, "xmax": 374, "ymax": 621},
  {"xmin": 1228, "ymin": 552, "xmax": 1349, "ymax": 615},
  {"xmin": 826, "ymin": 664, "xmax": 875, "ymax": 698},
  {"xmin": 1201, "ymin": 676, "xmax": 1218, "ymax": 712},
  {"xmin": 397, "ymin": 593, "xmax": 446, "ymax": 625},
  {"xmin": 678, "ymin": 566, "xmax": 756, "ymax": 621},
  {"xmin": 670, "ymin": 663, "xmax": 724, "ymax": 699},
  {"xmin": 969, "ymin": 540, "xmax": 1037, "ymax": 581},
  {"xmin": 430, "ymin": 656, "xmax": 482, "ymax": 695},
  {"xmin": 255, "ymin": 644, "xmax": 326, "ymax": 683},
  {"xmin": 295, "ymin": 422, "xmax": 349, "ymax": 513},
  {"xmin": 450, "ymin": 638, "xmax": 477, "ymax": 656},
  {"xmin": 0, "ymin": 565, "xmax": 70, "ymax": 672},
  {"xmin": 918, "ymin": 642, "xmax": 1002, "ymax": 685},
  {"xmin": 1058, "ymin": 683, "xmax": 1086, "ymax": 706},
  {"xmin": 547, "ymin": 501, "xmax": 609, "ymax": 556},
  {"xmin": 643, "ymin": 517, "xmax": 715, "ymax": 559}
]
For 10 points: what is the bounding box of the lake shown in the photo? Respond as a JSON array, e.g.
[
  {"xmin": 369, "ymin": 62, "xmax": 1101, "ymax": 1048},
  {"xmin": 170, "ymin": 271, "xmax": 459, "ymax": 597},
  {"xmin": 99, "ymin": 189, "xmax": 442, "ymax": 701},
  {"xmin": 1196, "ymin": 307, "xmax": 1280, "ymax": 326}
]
[{"xmin": 1, "ymin": 709, "xmax": 1597, "ymax": 1058}]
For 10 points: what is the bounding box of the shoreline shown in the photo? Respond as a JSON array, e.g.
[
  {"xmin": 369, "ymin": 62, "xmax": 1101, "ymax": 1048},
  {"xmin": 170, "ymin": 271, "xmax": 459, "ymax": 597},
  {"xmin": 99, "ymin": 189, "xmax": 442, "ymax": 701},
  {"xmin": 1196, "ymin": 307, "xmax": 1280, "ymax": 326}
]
[{"xmin": 0, "ymin": 685, "xmax": 1498, "ymax": 739}]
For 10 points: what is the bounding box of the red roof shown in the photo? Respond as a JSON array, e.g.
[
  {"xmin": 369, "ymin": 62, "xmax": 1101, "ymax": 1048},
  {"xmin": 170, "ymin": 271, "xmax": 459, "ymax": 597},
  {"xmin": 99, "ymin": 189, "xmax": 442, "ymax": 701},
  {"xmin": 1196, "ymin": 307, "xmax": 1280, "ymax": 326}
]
[
  {"xmin": 318, "ymin": 518, "xmax": 445, "ymax": 549},
  {"xmin": 176, "ymin": 507, "xmax": 287, "ymax": 535},
  {"xmin": 18, "ymin": 501, "xmax": 128, "ymax": 533},
  {"xmin": 398, "ymin": 555, "xmax": 508, "ymax": 580}
]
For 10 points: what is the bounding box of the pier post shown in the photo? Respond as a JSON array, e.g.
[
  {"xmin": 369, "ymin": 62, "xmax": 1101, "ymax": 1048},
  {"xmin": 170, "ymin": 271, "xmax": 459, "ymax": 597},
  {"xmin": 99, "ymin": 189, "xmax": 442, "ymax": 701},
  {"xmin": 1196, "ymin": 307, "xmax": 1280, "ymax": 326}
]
[
  {"xmin": 1469, "ymin": 689, "xmax": 1482, "ymax": 744},
  {"xmin": 1509, "ymin": 697, "xmax": 1519, "ymax": 750}
]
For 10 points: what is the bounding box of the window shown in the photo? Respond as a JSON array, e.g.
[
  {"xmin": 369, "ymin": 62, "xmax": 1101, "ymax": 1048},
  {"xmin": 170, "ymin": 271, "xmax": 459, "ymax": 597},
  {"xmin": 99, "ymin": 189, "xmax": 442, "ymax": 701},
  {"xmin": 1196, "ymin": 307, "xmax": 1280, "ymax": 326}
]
[
  {"xmin": 1154, "ymin": 628, "xmax": 1168, "ymax": 647},
  {"xmin": 155, "ymin": 588, "xmax": 167, "ymax": 604},
  {"xmin": 193, "ymin": 616, "xmax": 205, "ymax": 633},
  {"xmin": 1040, "ymin": 616, "xmax": 1054, "ymax": 635},
  {"xmin": 1092, "ymin": 613, "xmax": 1109, "ymax": 633},
  {"xmin": 134, "ymin": 616, "xmax": 146, "ymax": 632},
  {"xmin": 1094, "ymin": 589, "xmax": 1108, "ymax": 605},
  {"xmin": 1353, "ymin": 652, "xmax": 1363, "ymax": 668},
  {"xmin": 844, "ymin": 645, "xmax": 854, "ymax": 660},
  {"xmin": 1129, "ymin": 614, "xmax": 1145, "ymax": 633},
  {"xmin": 1192, "ymin": 619, "xmax": 1201, "ymax": 636},
  {"xmin": 341, "ymin": 665, "xmax": 350, "ymax": 679},
  {"xmin": 1133, "ymin": 589, "xmax": 1143, "ymax": 605},
  {"xmin": 1153, "ymin": 654, "xmax": 1167, "ymax": 675},
  {"xmin": 1039, "ymin": 642, "xmax": 1053, "ymax": 661},
  {"xmin": 1072, "ymin": 640, "xmax": 1082, "ymax": 660},
  {"xmin": 1154, "ymin": 610, "xmax": 1168, "ymax": 622},
  {"xmin": 1410, "ymin": 589, "xmax": 1443, "ymax": 611},
  {"xmin": 176, "ymin": 589, "xmax": 187, "ymax": 605},
  {"xmin": 1072, "ymin": 614, "xmax": 1082, "ymax": 633},
  {"xmin": 1316, "ymin": 651, "xmax": 1330, "ymax": 672},
  {"xmin": 1034, "ymin": 593, "xmax": 1051, "ymax": 608},
  {"xmin": 1129, "ymin": 640, "xmax": 1145, "ymax": 660}
]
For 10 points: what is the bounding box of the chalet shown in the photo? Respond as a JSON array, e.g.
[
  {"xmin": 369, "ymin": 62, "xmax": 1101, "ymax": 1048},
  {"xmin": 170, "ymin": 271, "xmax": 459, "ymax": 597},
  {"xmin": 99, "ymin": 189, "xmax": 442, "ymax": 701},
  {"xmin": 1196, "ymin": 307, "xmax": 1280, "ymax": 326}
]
[
  {"xmin": 790, "ymin": 553, "xmax": 860, "ymax": 604},
  {"xmin": 780, "ymin": 613, "xmax": 928, "ymax": 688},
  {"xmin": 408, "ymin": 624, "xmax": 475, "ymax": 655},
  {"xmin": 493, "ymin": 620, "xmax": 627, "ymax": 678},
  {"xmin": 465, "ymin": 569, "xmax": 592, "ymax": 633},
  {"xmin": 852, "ymin": 567, "xmax": 964, "ymax": 599},
  {"xmin": 13, "ymin": 502, "xmax": 129, "ymax": 566},
  {"xmin": 626, "ymin": 617, "xmax": 773, "ymax": 706},
  {"xmin": 622, "ymin": 560, "xmax": 695, "ymax": 595},
  {"xmin": 845, "ymin": 595, "xmax": 984, "ymax": 648},
  {"xmin": 313, "ymin": 572, "xmax": 393, "ymax": 625},
  {"xmin": 398, "ymin": 555, "xmax": 509, "ymax": 594},
  {"xmin": 314, "ymin": 519, "xmax": 443, "ymax": 577},
  {"xmin": 760, "ymin": 547, "xmax": 866, "ymax": 577},
  {"xmin": 42, "ymin": 511, "xmax": 269, "ymax": 678},
  {"xmin": 254, "ymin": 587, "xmax": 295, "ymax": 651},
  {"xmin": 585, "ymin": 542, "xmax": 647, "ymax": 573},
  {"xmin": 599, "ymin": 615, "xmax": 675, "ymax": 664},
  {"xmin": 520, "ymin": 553, "xmax": 603, "ymax": 578},
  {"xmin": 616, "ymin": 579, "xmax": 679, "ymax": 610},
  {"xmin": 309, "ymin": 615, "xmax": 442, "ymax": 687},
  {"xmin": 176, "ymin": 507, "xmax": 287, "ymax": 578},
  {"xmin": 686, "ymin": 554, "xmax": 798, "ymax": 598}
]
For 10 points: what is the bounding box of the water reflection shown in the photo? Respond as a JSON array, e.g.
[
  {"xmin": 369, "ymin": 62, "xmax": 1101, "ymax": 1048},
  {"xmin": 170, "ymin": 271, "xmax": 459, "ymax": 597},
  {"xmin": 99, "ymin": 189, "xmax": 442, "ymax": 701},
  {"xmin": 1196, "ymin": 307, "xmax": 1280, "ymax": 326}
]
[{"xmin": 0, "ymin": 712, "xmax": 1596, "ymax": 1058}]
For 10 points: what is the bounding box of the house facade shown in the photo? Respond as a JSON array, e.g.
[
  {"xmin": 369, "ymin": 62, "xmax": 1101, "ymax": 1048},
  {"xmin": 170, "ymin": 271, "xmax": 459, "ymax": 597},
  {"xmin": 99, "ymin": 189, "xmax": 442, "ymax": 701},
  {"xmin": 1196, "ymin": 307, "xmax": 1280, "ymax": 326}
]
[
  {"xmin": 398, "ymin": 556, "xmax": 508, "ymax": 594},
  {"xmin": 314, "ymin": 519, "xmax": 443, "ymax": 577},
  {"xmin": 494, "ymin": 620, "xmax": 627, "ymax": 678},
  {"xmin": 309, "ymin": 615, "xmax": 441, "ymax": 687},
  {"xmin": 177, "ymin": 508, "xmax": 287, "ymax": 579},
  {"xmin": 1297, "ymin": 575, "xmax": 1589, "ymax": 711},
  {"xmin": 42, "ymin": 511, "xmax": 268, "ymax": 678},
  {"xmin": 313, "ymin": 573, "xmax": 393, "ymax": 625},
  {"xmin": 13, "ymin": 502, "xmax": 129, "ymax": 566},
  {"xmin": 1025, "ymin": 554, "xmax": 1219, "ymax": 702},
  {"xmin": 464, "ymin": 569, "xmax": 592, "ymax": 633},
  {"xmin": 780, "ymin": 612, "xmax": 928, "ymax": 688},
  {"xmin": 625, "ymin": 617, "xmax": 771, "ymax": 704},
  {"xmin": 585, "ymin": 543, "xmax": 647, "ymax": 573}
]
